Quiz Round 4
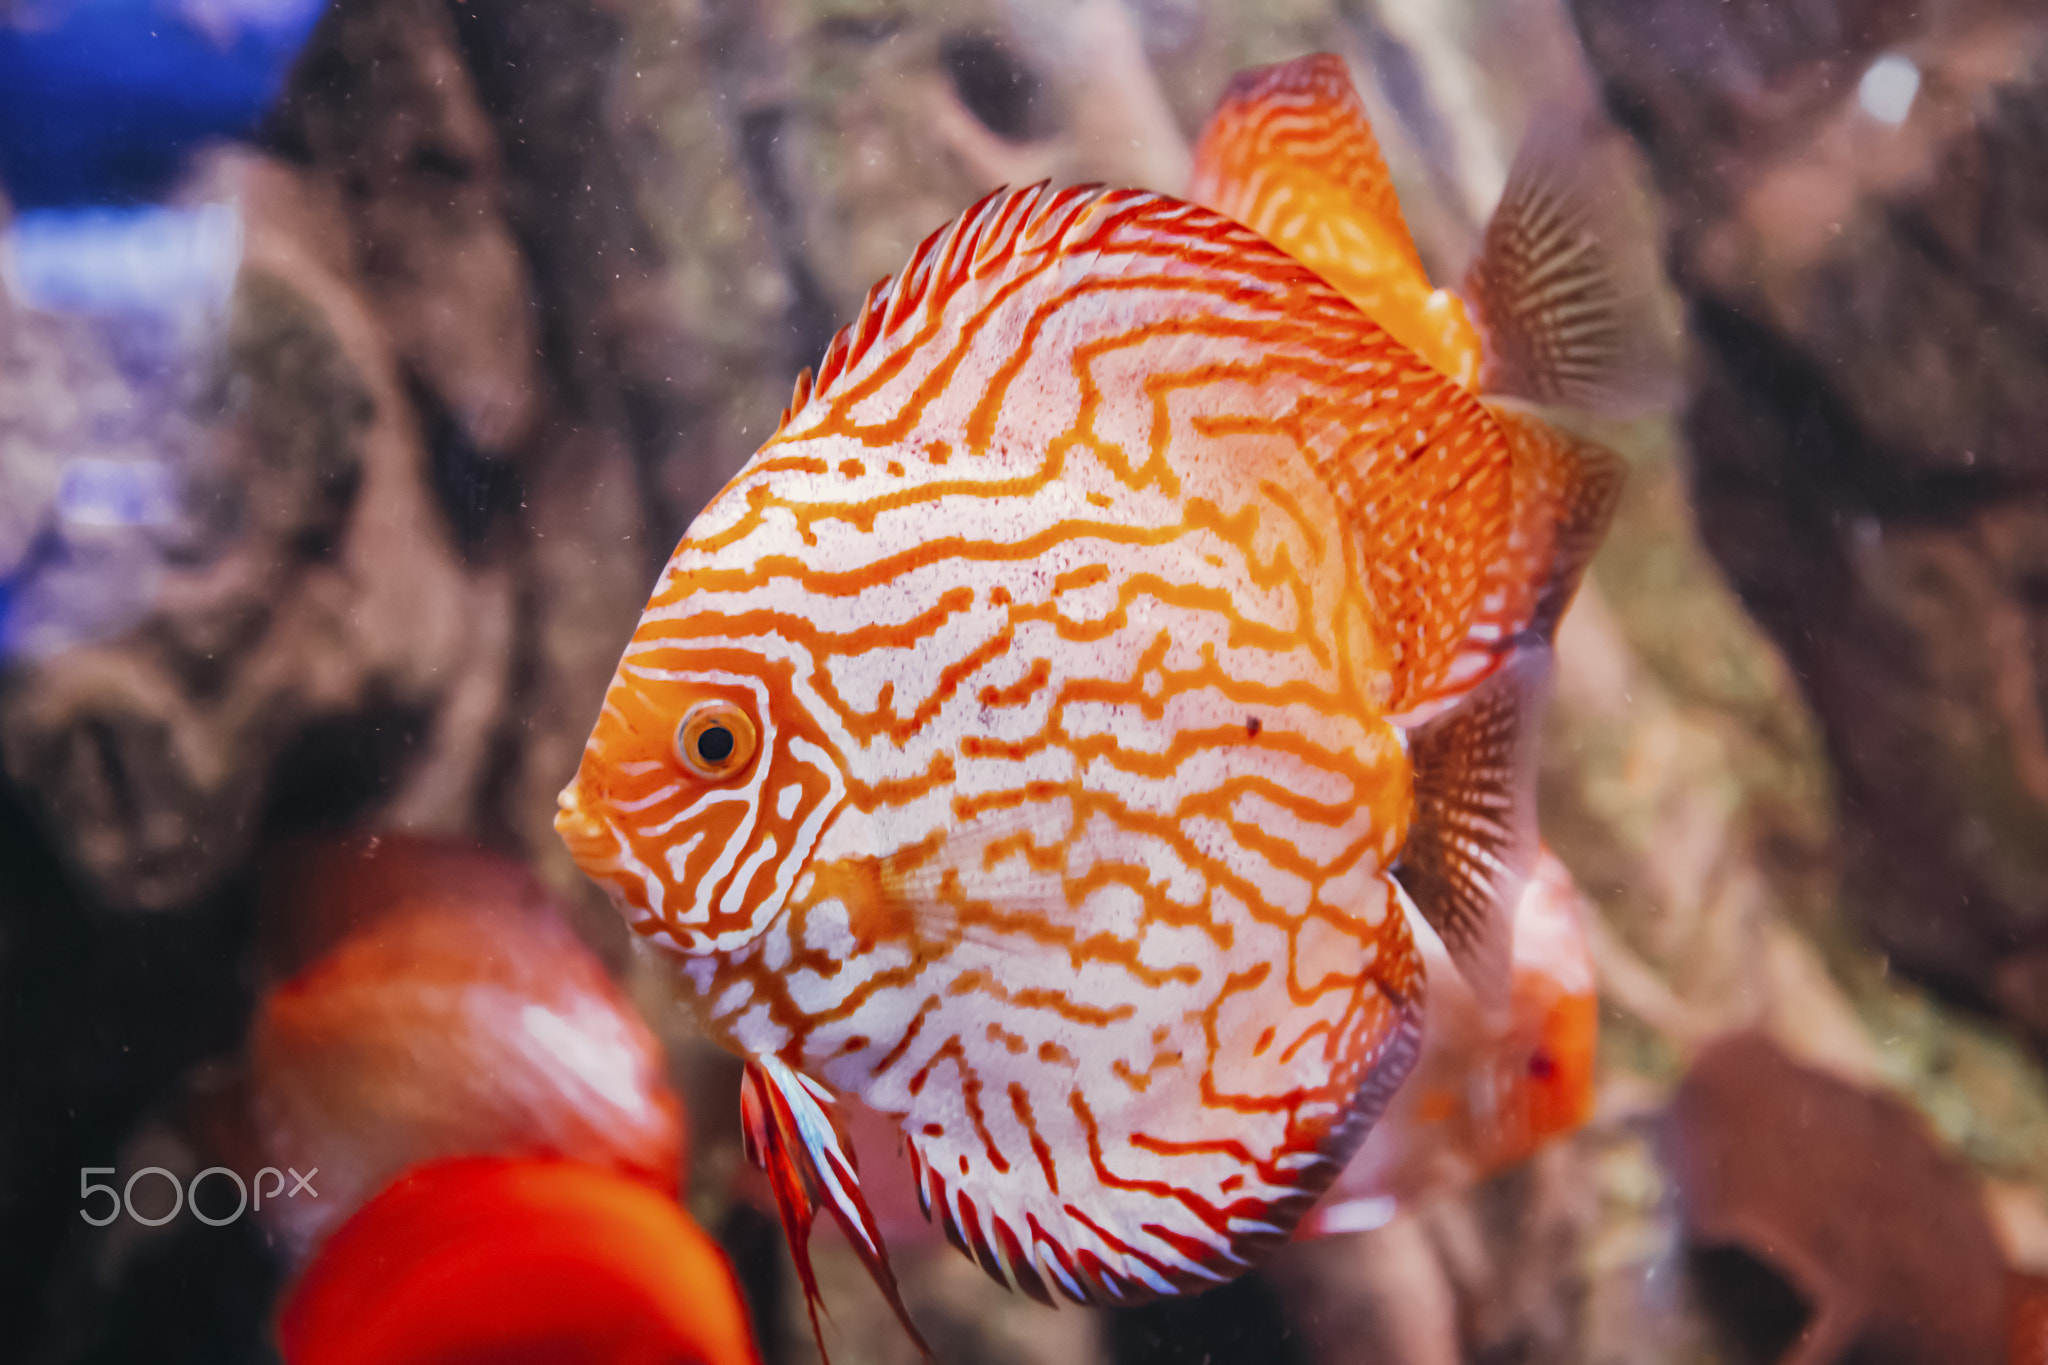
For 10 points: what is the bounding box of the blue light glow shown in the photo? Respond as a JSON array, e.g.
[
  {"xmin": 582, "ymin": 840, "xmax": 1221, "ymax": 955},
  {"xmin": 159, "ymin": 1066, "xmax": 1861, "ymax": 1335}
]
[
  {"xmin": 0, "ymin": 0, "xmax": 329, "ymax": 207},
  {"xmin": 1, "ymin": 202, "xmax": 243, "ymax": 312}
]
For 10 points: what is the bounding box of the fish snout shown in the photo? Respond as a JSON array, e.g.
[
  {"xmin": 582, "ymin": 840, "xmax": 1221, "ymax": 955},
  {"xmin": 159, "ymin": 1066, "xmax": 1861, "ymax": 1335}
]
[{"xmin": 554, "ymin": 781, "xmax": 612, "ymax": 859}]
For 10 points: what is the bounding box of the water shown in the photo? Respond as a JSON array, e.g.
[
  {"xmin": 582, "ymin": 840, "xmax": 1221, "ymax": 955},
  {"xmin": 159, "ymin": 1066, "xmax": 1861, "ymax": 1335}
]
[{"xmin": 3, "ymin": 1, "xmax": 2045, "ymax": 1362}]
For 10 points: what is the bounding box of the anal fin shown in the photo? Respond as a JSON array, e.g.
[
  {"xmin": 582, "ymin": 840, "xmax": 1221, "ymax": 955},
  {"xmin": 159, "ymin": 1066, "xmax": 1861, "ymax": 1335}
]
[
  {"xmin": 1394, "ymin": 644, "xmax": 1550, "ymax": 1013},
  {"xmin": 741, "ymin": 1056, "xmax": 934, "ymax": 1363}
]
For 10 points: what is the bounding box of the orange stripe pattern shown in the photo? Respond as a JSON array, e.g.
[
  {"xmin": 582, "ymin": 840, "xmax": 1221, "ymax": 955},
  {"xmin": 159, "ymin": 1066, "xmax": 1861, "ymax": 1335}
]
[{"xmin": 1188, "ymin": 54, "xmax": 1483, "ymax": 391}]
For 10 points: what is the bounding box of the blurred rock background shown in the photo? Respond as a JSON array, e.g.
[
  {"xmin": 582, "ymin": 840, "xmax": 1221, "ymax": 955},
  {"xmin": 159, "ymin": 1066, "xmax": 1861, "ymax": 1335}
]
[{"xmin": 2, "ymin": 0, "xmax": 2045, "ymax": 1361}]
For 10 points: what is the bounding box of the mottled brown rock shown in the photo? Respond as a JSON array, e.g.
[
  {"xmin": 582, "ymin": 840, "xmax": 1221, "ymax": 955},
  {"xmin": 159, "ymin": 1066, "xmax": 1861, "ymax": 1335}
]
[
  {"xmin": 1571, "ymin": 0, "xmax": 2048, "ymax": 1028},
  {"xmin": 0, "ymin": 0, "xmax": 673, "ymax": 915},
  {"xmin": 1666, "ymin": 1031, "xmax": 2007, "ymax": 1364},
  {"xmin": 1, "ymin": 187, "xmax": 515, "ymax": 910}
]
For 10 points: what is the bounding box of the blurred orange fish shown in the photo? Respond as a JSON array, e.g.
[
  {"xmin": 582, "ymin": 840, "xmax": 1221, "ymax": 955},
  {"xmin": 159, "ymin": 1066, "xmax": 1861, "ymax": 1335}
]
[
  {"xmin": 245, "ymin": 837, "xmax": 765, "ymax": 1364},
  {"xmin": 279, "ymin": 1155, "xmax": 762, "ymax": 1365},
  {"xmin": 555, "ymin": 52, "xmax": 1631, "ymax": 1357},
  {"xmin": 246, "ymin": 835, "xmax": 684, "ymax": 1253},
  {"xmin": 1304, "ymin": 846, "xmax": 1597, "ymax": 1233}
]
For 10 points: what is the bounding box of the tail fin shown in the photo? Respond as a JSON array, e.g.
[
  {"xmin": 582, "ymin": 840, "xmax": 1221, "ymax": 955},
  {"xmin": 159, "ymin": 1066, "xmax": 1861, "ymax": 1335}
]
[
  {"xmin": 1411, "ymin": 402, "xmax": 1625, "ymax": 714},
  {"xmin": 1394, "ymin": 644, "xmax": 1550, "ymax": 1010},
  {"xmin": 1393, "ymin": 412, "xmax": 1620, "ymax": 1006},
  {"xmin": 1489, "ymin": 401, "xmax": 1630, "ymax": 650},
  {"xmin": 1464, "ymin": 112, "xmax": 1677, "ymax": 417}
]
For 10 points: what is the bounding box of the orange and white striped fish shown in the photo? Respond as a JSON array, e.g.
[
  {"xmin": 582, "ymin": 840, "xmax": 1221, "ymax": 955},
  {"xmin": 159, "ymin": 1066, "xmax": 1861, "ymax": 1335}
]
[
  {"xmin": 556, "ymin": 52, "xmax": 1629, "ymax": 1355},
  {"xmin": 1305, "ymin": 845, "xmax": 1599, "ymax": 1234}
]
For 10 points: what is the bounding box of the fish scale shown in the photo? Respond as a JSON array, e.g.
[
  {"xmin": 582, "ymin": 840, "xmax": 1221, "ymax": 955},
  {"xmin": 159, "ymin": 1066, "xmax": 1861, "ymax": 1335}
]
[{"xmin": 560, "ymin": 183, "xmax": 1515, "ymax": 1303}]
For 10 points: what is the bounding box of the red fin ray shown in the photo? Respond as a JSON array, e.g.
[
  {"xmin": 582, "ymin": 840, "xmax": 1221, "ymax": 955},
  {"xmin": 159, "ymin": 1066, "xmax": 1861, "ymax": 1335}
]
[{"xmin": 740, "ymin": 1057, "xmax": 934, "ymax": 1362}]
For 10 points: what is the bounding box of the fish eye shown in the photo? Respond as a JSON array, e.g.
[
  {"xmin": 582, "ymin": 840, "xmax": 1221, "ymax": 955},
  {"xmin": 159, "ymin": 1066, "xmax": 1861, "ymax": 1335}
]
[{"xmin": 675, "ymin": 701, "xmax": 758, "ymax": 780}]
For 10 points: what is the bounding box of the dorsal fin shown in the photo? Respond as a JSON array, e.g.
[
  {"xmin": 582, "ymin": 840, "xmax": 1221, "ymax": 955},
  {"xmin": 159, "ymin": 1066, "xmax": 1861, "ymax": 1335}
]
[
  {"xmin": 763, "ymin": 182, "xmax": 1515, "ymax": 708},
  {"xmin": 1189, "ymin": 53, "xmax": 1423, "ymax": 280},
  {"xmin": 1394, "ymin": 644, "xmax": 1551, "ymax": 1011},
  {"xmin": 1464, "ymin": 113, "xmax": 1675, "ymax": 416},
  {"xmin": 774, "ymin": 181, "xmax": 1108, "ymax": 436},
  {"xmin": 1187, "ymin": 53, "xmax": 1483, "ymax": 388},
  {"xmin": 741, "ymin": 1057, "xmax": 933, "ymax": 1363}
]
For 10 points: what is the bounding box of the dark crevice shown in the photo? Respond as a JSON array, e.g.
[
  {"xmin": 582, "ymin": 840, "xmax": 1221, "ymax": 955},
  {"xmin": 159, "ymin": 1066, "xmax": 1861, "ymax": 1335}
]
[
  {"xmin": 816, "ymin": 11, "xmax": 908, "ymax": 44},
  {"xmin": 259, "ymin": 704, "xmax": 431, "ymax": 837},
  {"xmin": 0, "ymin": 780, "xmax": 271, "ymax": 1363},
  {"xmin": 442, "ymin": 0, "xmax": 646, "ymax": 424},
  {"xmin": 1340, "ymin": 4, "xmax": 1456, "ymax": 174},
  {"xmin": 1688, "ymin": 1245, "xmax": 1812, "ymax": 1365},
  {"xmin": 410, "ymin": 372, "xmax": 524, "ymax": 560},
  {"xmin": 938, "ymin": 33, "xmax": 1053, "ymax": 144},
  {"xmin": 1107, "ymin": 1271, "xmax": 1310, "ymax": 1365},
  {"xmin": 1687, "ymin": 297, "xmax": 2032, "ymax": 526},
  {"xmin": 734, "ymin": 105, "xmax": 842, "ymax": 369},
  {"xmin": 716, "ymin": 1200, "xmax": 790, "ymax": 1365}
]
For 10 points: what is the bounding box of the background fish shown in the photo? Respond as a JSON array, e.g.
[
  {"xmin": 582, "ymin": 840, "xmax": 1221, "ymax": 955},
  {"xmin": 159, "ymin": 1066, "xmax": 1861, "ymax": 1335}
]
[
  {"xmin": 238, "ymin": 837, "xmax": 765, "ymax": 1364},
  {"xmin": 244, "ymin": 835, "xmax": 684, "ymax": 1254},
  {"xmin": 277, "ymin": 1154, "xmax": 762, "ymax": 1365},
  {"xmin": 558, "ymin": 126, "xmax": 1621, "ymax": 1348},
  {"xmin": 1304, "ymin": 845, "xmax": 1598, "ymax": 1234}
]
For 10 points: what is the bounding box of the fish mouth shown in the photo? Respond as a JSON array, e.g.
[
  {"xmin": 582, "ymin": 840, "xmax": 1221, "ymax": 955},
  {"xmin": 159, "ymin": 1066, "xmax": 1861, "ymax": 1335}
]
[{"xmin": 554, "ymin": 782, "xmax": 613, "ymax": 864}]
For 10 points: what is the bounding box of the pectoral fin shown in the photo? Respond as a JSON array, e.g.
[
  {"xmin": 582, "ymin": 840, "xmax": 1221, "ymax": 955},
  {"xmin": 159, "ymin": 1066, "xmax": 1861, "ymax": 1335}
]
[
  {"xmin": 740, "ymin": 1056, "xmax": 933, "ymax": 1363},
  {"xmin": 1395, "ymin": 644, "xmax": 1550, "ymax": 1012}
]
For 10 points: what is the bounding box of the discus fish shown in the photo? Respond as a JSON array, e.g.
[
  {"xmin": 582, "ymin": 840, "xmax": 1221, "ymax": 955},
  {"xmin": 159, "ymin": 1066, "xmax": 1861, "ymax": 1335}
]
[
  {"xmin": 278, "ymin": 1155, "xmax": 763, "ymax": 1365},
  {"xmin": 245, "ymin": 835, "xmax": 684, "ymax": 1254},
  {"xmin": 1304, "ymin": 845, "xmax": 1598, "ymax": 1234},
  {"xmin": 555, "ymin": 58, "xmax": 1628, "ymax": 1356}
]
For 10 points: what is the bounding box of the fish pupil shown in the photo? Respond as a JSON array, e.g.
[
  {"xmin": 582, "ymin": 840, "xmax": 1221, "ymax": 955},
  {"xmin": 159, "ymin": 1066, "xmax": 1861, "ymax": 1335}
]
[{"xmin": 696, "ymin": 725, "xmax": 736, "ymax": 764}]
